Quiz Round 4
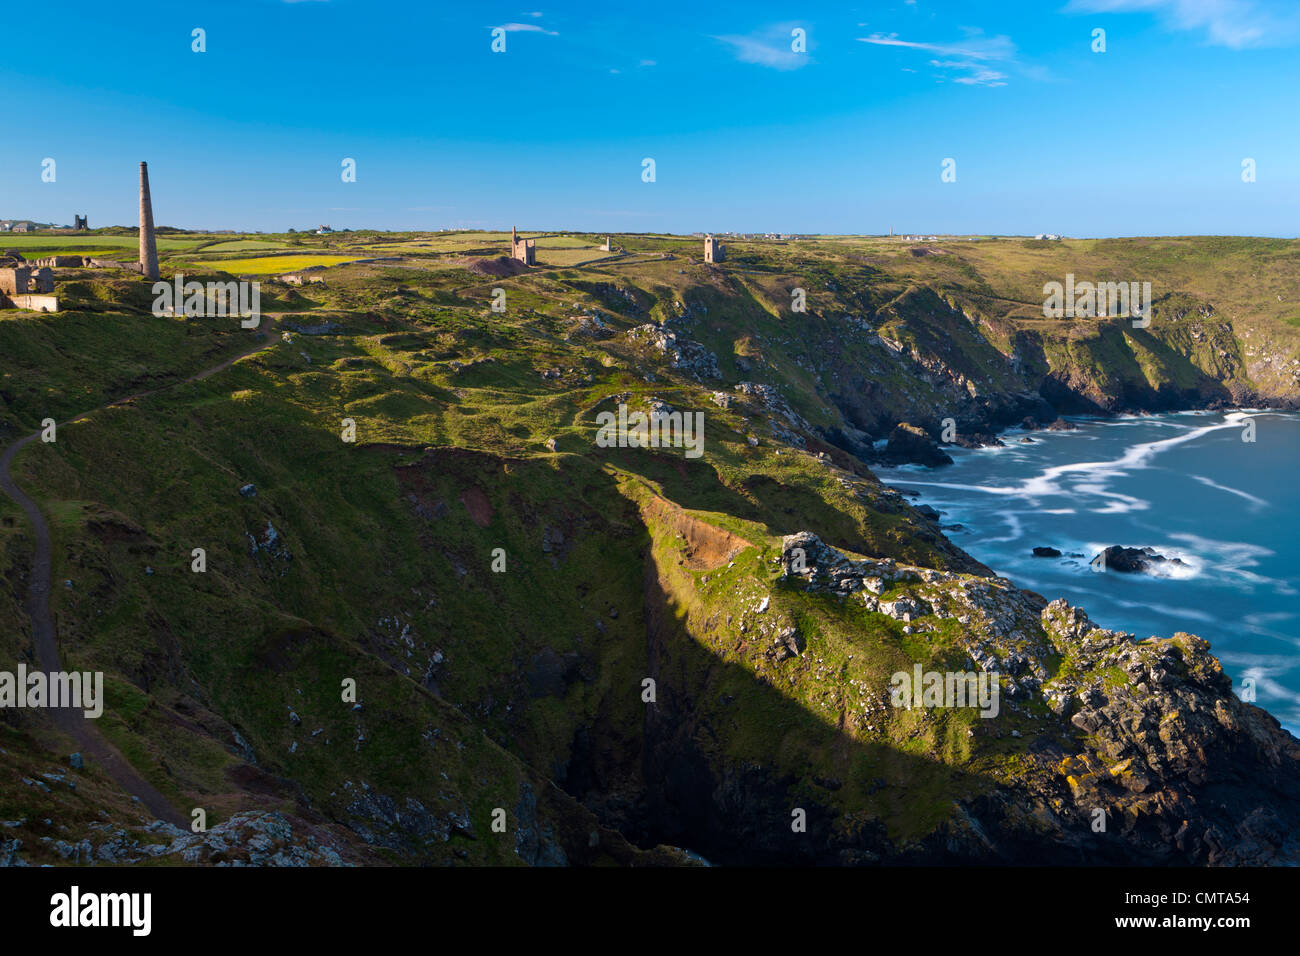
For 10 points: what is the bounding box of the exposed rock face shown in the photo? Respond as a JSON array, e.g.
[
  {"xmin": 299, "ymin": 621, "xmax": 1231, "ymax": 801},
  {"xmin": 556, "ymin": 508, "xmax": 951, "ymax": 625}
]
[
  {"xmin": 343, "ymin": 781, "xmax": 476, "ymax": 857},
  {"xmin": 627, "ymin": 324, "xmax": 721, "ymax": 380},
  {"xmin": 780, "ymin": 532, "xmax": 1049, "ymax": 686},
  {"xmin": 1037, "ymin": 600, "xmax": 1300, "ymax": 864},
  {"xmin": 2, "ymin": 813, "xmax": 361, "ymax": 867},
  {"xmin": 247, "ymin": 520, "xmax": 293, "ymax": 573},
  {"xmin": 879, "ymin": 423, "xmax": 953, "ymax": 467},
  {"xmin": 1096, "ymin": 545, "xmax": 1187, "ymax": 574},
  {"xmin": 733, "ymin": 382, "xmax": 811, "ymax": 449},
  {"xmin": 770, "ymin": 625, "xmax": 805, "ymax": 660}
]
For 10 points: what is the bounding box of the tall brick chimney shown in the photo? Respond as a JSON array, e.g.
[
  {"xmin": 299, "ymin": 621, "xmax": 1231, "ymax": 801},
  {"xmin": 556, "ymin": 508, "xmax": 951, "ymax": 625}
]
[{"xmin": 138, "ymin": 162, "xmax": 159, "ymax": 281}]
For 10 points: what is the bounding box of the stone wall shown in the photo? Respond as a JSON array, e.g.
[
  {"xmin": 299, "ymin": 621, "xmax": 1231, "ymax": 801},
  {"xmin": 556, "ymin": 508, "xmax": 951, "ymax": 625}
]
[{"xmin": 9, "ymin": 294, "xmax": 59, "ymax": 312}]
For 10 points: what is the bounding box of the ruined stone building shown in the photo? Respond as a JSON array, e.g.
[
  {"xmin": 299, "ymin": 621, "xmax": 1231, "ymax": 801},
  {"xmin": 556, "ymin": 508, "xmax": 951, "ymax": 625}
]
[
  {"xmin": 0, "ymin": 265, "xmax": 58, "ymax": 312},
  {"xmin": 0, "ymin": 266, "xmax": 54, "ymax": 295},
  {"xmin": 511, "ymin": 226, "xmax": 535, "ymax": 266},
  {"xmin": 704, "ymin": 235, "xmax": 725, "ymax": 263},
  {"xmin": 280, "ymin": 272, "xmax": 325, "ymax": 286},
  {"xmin": 30, "ymin": 254, "xmax": 125, "ymax": 270},
  {"xmin": 74, "ymin": 215, "xmax": 88, "ymax": 231}
]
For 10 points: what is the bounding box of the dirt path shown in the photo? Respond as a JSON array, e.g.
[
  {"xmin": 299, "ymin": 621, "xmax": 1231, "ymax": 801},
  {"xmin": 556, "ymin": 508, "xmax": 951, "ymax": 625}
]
[{"xmin": 0, "ymin": 331, "xmax": 278, "ymax": 828}]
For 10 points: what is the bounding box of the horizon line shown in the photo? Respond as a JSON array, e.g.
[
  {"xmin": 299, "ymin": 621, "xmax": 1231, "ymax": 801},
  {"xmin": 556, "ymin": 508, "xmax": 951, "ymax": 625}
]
[{"xmin": 6, "ymin": 226, "xmax": 1300, "ymax": 242}]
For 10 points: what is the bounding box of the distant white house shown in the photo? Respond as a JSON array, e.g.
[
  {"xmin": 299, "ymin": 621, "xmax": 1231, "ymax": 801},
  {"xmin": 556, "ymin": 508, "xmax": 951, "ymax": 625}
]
[{"xmin": 316, "ymin": 224, "xmax": 333, "ymax": 235}]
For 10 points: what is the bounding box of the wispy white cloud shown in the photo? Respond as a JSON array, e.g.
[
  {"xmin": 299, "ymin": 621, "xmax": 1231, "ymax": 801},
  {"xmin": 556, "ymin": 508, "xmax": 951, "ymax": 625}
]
[
  {"xmin": 495, "ymin": 22, "xmax": 558, "ymax": 35},
  {"xmin": 858, "ymin": 30, "xmax": 1016, "ymax": 60},
  {"xmin": 928, "ymin": 59, "xmax": 1009, "ymax": 85},
  {"xmin": 714, "ymin": 23, "xmax": 812, "ymax": 70},
  {"xmin": 1064, "ymin": 0, "xmax": 1300, "ymax": 49},
  {"xmin": 859, "ymin": 28, "xmax": 1021, "ymax": 85}
]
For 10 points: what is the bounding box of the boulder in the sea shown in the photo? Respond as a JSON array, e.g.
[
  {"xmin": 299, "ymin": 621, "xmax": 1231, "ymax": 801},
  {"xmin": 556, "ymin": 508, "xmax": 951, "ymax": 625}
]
[
  {"xmin": 1032, "ymin": 546, "xmax": 1062, "ymax": 558},
  {"xmin": 1095, "ymin": 545, "xmax": 1186, "ymax": 574},
  {"xmin": 880, "ymin": 423, "xmax": 953, "ymax": 467},
  {"xmin": 950, "ymin": 432, "xmax": 1004, "ymax": 449}
]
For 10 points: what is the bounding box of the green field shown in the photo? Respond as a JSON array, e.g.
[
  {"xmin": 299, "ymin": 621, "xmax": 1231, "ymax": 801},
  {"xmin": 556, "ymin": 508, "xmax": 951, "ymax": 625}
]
[{"xmin": 1, "ymin": 234, "xmax": 204, "ymax": 257}]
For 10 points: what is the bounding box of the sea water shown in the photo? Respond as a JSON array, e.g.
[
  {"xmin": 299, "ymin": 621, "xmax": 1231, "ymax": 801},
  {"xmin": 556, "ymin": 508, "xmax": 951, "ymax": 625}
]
[{"xmin": 876, "ymin": 410, "xmax": 1300, "ymax": 734}]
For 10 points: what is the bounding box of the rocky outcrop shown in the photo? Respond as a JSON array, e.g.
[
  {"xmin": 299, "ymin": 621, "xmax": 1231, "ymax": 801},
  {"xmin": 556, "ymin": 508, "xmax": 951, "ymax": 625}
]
[
  {"xmin": 1038, "ymin": 600, "xmax": 1300, "ymax": 864},
  {"xmin": 733, "ymin": 382, "xmax": 811, "ymax": 449},
  {"xmin": 3, "ymin": 813, "xmax": 364, "ymax": 867},
  {"xmin": 247, "ymin": 520, "xmax": 293, "ymax": 574},
  {"xmin": 878, "ymin": 423, "xmax": 953, "ymax": 467},
  {"xmin": 627, "ymin": 323, "xmax": 721, "ymax": 380},
  {"xmin": 342, "ymin": 781, "xmax": 476, "ymax": 858},
  {"xmin": 641, "ymin": 531, "xmax": 1300, "ymax": 865}
]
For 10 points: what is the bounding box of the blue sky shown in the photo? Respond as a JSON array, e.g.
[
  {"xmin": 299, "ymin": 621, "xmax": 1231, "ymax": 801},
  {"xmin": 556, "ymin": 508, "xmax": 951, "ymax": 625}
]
[{"xmin": 2, "ymin": 0, "xmax": 1298, "ymax": 236}]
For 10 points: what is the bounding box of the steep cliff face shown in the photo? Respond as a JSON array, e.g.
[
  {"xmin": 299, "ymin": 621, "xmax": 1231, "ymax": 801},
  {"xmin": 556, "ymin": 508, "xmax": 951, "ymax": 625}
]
[
  {"xmin": 715, "ymin": 280, "xmax": 1295, "ymax": 458},
  {"xmin": 636, "ymin": 239, "xmax": 1300, "ymax": 458},
  {"xmin": 2, "ymin": 235, "xmax": 1298, "ymax": 866}
]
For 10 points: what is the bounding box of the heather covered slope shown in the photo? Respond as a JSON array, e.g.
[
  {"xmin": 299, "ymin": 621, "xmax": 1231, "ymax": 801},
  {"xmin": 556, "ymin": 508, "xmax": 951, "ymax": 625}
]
[{"xmin": 2, "ymin": 231, "xmax": 1298, "ymax": 865}]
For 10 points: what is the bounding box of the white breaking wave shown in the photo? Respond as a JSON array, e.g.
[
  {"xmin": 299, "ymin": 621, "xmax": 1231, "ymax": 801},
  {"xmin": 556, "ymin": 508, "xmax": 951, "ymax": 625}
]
[
  {"xmin": 889, "ymin": 413, "xmax": 1257, "ymax": 511},
  {"xmin": 1190, "ymin": 474, "xmax": 1269, "ymax": 509},
  {"xmin": 1160, "ymin": 530, "xmax": 1294, "ymax": 595}
]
